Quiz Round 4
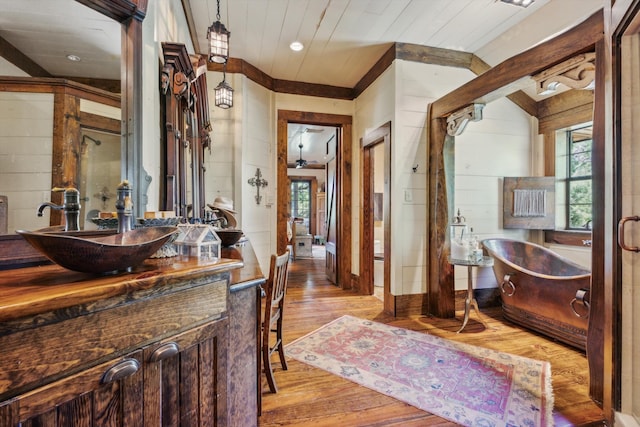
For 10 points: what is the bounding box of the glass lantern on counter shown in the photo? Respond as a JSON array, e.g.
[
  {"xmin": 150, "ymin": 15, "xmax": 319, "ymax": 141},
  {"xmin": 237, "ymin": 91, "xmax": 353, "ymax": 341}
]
[
  {"xmin": 449, "ymin": 209, "xmax": 470, "ymax": 262},
  {"xmin": 173, "ymin": 224, "xmax": 221, "ymax": 259}
]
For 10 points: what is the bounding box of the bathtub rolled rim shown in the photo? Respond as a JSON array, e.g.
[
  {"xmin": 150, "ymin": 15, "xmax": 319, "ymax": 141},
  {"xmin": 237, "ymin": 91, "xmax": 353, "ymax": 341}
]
[{"xmin": 480, "ymin": 237, "xmax": 591, "ymax": 280}]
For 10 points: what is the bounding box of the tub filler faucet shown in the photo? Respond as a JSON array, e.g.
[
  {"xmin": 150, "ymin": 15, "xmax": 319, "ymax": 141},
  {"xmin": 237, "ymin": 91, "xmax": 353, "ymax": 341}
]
[{"xmin": 37, "ymin": 187, "xmax": 81, "ymax": 232}]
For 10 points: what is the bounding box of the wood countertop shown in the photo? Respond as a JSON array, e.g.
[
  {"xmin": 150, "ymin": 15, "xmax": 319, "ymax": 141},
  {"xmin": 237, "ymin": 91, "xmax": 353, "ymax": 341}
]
[
  {"xmin": 222, "ymin": 242, "xmax": 265, "ymax": 292},
  {"xmin": 0, "ymin": 241, "xmax": 265, "ymax": 324}
]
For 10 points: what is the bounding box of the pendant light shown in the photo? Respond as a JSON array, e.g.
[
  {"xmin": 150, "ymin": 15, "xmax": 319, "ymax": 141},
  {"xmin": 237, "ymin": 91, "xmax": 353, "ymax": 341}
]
[
  {"xmin": 215, "ymin": 63, "xmax": 233, "ymax": 109},
  {"xmin": 207, "ymin": 0, "xmax": 230, "ymax": 64}
]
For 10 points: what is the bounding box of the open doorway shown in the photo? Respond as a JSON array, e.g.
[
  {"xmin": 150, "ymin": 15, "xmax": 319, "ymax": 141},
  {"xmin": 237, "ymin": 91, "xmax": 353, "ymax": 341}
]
[
  {"xmin": 286, "ymin": 124, "xmax": 336, "ymax": 262},
  {"xmin": 276, "ymin": 110, "xmax": 353, "ymax": 289},
  {"xmin": 361, "ymin": 122, "xmax": 392, "ymax": 313}
]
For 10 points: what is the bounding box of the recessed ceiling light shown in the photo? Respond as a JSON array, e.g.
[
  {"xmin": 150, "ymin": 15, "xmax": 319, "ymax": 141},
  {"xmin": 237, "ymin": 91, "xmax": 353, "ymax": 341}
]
[
  {"xmin": 66, "ymin": 54, "xmax": 81, "ymax": 62},
  {"xmin": 500, "ymin": 0, "xmax": 534, "ymax": 7},
  {"xmin": 290, "ymin": 41, "xmax": 304, "ymax": 52}
]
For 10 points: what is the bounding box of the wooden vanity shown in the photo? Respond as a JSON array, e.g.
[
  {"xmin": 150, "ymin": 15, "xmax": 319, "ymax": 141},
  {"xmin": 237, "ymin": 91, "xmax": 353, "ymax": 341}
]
[{"xmin": 0, "ymin": 243, "xmax": 264, "ymax": 426}]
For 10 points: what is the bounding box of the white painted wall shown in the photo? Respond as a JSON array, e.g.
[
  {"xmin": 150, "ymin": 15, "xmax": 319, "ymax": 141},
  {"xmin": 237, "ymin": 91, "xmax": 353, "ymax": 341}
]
[
  {"xmin": 454, "ymin": 98, "xmax": 533, "ymax": 290},
  {"xmin": 0, "ymin": 57, "xmax": 29, "ymax": 77},
  {"xmin": 0, "ymin": 92, "xmax": 54, "ymax": 233},
  {"xmin": 205, "ymin": 70, "xmax": 237, "ymax": 206},
  {"xmin": 476, "ymin": 0, "xmax": 602, "ymax": 67},
  {"xmin": 353, "ymin": 65, "xmax": 395, "ymax": 288},
  {"xmin": 352, "ymin": 59, "xmax": 523, "ymax": 296},
  {"xmin": 0, "ymin": 92, "xmax": 122, "ymax": 233},
  {"xmin": 275, "ymin": 94, "xmax": 353, "ymax": 117},
  {"xmin": 240, "ymin": 76, "xmax": 273, "ymax": 269},
  {"xmin": 393, "ymin": 61, "xmax": 477, "ymax": 295}
]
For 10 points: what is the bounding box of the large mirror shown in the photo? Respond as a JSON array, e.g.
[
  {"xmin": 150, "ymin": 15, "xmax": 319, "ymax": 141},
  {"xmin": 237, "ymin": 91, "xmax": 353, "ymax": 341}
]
[{"xmin": 0, "ymin": 0, "xmax": 141, "ymax": 236}]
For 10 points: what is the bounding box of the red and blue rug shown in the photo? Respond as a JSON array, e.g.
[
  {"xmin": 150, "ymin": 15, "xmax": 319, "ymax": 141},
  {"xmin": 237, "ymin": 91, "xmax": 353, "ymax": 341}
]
[{"xmin": 286, "ymin": 315, "xmax": 553, "ymax": 427}]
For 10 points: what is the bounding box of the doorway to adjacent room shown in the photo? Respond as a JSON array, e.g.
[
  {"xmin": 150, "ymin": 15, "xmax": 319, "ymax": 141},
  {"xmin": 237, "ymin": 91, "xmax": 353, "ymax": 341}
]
[{"xmin": 276, "ymin": 110, "xmax": 353, "ymax": 289}]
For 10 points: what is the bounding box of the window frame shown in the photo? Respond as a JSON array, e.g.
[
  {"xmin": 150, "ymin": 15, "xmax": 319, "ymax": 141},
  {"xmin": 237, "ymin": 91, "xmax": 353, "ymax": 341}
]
[
  {"xmin": 563, "ymin": 125, "xmax": 593, "ymax": 231},
  {"xmin": 290, "ymin": 179, "xmax": 312, "ymax": 223}
]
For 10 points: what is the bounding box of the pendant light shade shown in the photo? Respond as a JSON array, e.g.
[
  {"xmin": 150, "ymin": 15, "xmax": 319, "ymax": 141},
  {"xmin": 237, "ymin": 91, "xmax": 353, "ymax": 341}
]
[
  {"xmin": 215, "ymin": 68, "xmax": 233, "ymax": 109},
  {"xmin": 207, "ymin": 0, "xmax": 230, "ymax": 64}
]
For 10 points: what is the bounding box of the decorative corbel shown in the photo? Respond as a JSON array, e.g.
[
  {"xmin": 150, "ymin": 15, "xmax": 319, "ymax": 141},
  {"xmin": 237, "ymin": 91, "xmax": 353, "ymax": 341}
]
[
  {"xmin": 200, "ymin": 129, "xmax": 211, "ymax": 150},
  {"xmin": 161, "ymin": 65, "xmax": 173, "ymax": 95},
  {"xmin": 173, "ymin": 71, "xmax": 190, "ymax": 98},
  {"xmin": 446, "ymin": 103, "xmax": 484, "ymax": 136},
  {"xmin": 532, "ymin": 52, "xmax": 595, "ymax": 95}
]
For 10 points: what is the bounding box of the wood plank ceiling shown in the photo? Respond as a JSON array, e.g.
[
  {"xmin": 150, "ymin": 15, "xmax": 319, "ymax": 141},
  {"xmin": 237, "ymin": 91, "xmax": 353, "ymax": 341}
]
[
  {"xmin": 0, "ymin": 0, "xmax": 602, "ymax": 89},
  {"xmin": 0, "ymin": 0, "xmax": 602, "ymax": 163}
]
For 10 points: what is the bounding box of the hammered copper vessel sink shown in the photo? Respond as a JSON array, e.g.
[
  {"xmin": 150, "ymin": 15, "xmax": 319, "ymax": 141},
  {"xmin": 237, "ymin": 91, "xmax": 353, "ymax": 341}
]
[{"xmin": 17, "ymin": 226, "xmax": 179, "ymax": 273}]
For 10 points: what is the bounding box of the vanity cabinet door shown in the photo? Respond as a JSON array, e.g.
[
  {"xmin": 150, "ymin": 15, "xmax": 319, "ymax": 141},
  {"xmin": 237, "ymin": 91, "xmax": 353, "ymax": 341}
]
[
  {"xmin": 143, "ymin": 317, "xmax": 228, "ymax": 427},
  {"xmin": 0, "ymin": 351, "xmax": 144, "ymax": 427}
]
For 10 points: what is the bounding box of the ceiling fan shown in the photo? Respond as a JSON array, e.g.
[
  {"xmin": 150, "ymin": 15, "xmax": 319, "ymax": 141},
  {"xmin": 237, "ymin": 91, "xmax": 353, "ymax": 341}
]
[
  {"xmin": 295, "ymin": 142, "xmax": 308, "ymax": 169},
  {"xmin": 290, "ymin": 126, "xmax": 326, "ymax": 168}
]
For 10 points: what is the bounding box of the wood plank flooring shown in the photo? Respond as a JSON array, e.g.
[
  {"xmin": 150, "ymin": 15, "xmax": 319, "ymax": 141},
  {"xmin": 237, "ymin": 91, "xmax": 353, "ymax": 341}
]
[{"xmin": 259, "ymin": 248, "xmax": 606, "ymax": 426}]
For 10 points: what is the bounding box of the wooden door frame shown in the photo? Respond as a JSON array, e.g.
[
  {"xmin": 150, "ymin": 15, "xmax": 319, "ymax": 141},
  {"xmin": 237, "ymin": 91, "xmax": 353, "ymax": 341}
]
[
  {"xmin": 361, "ymin": 122, "xmax": 392, "ymax": 312},
  {"xmin": 276, "ymin": 110, "xmax": 353, "ymax": 289}
]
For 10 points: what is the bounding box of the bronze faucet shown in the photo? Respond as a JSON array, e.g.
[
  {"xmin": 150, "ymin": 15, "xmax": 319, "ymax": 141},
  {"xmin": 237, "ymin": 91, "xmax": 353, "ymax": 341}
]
[
  {"xmin": 37, "ymin": 187, "xmax": 80, "ymax": 232},
  {"xmin": 115, "ymin": 180, "xmax": 134, "ymax": 233}
]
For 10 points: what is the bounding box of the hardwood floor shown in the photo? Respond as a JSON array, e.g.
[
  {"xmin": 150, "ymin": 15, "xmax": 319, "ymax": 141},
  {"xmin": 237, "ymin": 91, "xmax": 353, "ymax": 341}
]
[{"xmin": 259, "ymin": 248, "xmax": 606, "ymax": 426}]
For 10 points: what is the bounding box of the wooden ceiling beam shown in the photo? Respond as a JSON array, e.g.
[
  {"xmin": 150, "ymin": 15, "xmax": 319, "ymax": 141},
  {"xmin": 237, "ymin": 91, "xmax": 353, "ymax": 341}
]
[
  {"xmin": 0, "ymin": 35, "xmax": 51, "ymax": 78},
  {"xmin": 286, "ymin": 163, "xmax": 326, "ymax": 170},
  {"xmin": 431, "ymin": 9, "xmax": 603, "ymax": 119}
]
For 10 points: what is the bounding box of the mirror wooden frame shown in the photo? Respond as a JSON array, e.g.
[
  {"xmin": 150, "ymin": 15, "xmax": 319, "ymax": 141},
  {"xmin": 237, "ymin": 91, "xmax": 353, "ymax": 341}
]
[
  {"xmin": 160, "ymin": 43, "xmax": 211, "ymax": 220},
  {"xmin": 0, "ymin": 0, "xmax": 148, "ymax": 269}
]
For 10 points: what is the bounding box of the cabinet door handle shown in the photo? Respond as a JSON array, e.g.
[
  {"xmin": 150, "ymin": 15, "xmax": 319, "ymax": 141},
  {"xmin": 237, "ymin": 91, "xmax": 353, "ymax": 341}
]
[
  {"xmin": 618, "ymin": 216, "xmax": 640, "ymax": 252},
  {"xmin": 149, "ymin": 342, "xmax": 180, "ymax": 362},
  {"xmin": 101, "ymin": 358, "xmax": 140, "ymax": 384}
]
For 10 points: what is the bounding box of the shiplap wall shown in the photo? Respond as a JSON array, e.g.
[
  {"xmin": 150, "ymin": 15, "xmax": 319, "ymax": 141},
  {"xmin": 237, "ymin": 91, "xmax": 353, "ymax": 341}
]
[
  {"xmin": 0, "ymin": 92, "xmax": 54, "ymax": 233},
  {"xmin": 353, "ymin": 64, "xmax": 394, "ymax": 288},
  {"xmin": 453, "ymin": 98, "xmax": 533, "ymax": 290},
  {"xmin": 352, "ymin": 59, "xmax": 525, "ymax": 295},
  {"xmin": 240, "ymin": 77, "xmax": 273, "ymax": 267},
  {"xmin": 393, "ymin": 60, "xmax": 474, "ymax": 295},
  {"xmin": 0, "ymin": 57, "xmax": 28, "ymax": 77},
  {"xmin": 0, "ymin": 93, "xmax": 122, "ymax": 234}
]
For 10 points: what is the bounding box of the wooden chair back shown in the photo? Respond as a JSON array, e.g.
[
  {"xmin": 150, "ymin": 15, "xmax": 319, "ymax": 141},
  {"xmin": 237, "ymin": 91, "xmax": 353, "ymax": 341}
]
[
  {"xmin": 264, "ymin": 250, "xmax": 290, "ymax": 328},
  {"xmin": 261, "ymin": 249, "xmax": 291, "ymax": 396}
]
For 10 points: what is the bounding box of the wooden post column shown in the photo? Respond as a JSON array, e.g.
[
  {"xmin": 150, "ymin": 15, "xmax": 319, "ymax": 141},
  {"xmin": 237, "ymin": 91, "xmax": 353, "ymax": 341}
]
[{"xmin": 427, "ymin": 110, "xmax": 455, "ymax": 318}]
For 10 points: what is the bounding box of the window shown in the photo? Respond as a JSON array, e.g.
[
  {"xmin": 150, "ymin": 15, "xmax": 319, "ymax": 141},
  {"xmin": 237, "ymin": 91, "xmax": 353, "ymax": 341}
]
[
  {"xmin": 290, "ymin": 180, "xmax": 311, "ymax": 222},
  {"xmin": 556, "ymin": 124, "xmax": 592, "ymax": 230}
]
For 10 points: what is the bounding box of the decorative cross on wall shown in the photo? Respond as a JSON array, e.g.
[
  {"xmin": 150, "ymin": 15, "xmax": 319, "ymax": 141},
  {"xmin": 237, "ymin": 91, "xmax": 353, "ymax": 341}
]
[{"xmin": 248, "ymin": 168, "xmax": 268, "ymax": 205}]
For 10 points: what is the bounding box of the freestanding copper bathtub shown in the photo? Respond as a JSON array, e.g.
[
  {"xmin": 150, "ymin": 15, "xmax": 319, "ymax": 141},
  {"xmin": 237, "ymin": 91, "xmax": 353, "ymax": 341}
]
[{"xmin": 481, "ymin": 238, "xmax": 591, "ymax": 350}]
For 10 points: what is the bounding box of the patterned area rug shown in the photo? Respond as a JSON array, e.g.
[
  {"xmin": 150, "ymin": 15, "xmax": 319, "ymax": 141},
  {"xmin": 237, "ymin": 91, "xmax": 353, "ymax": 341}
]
[{"xmin": 286, "ymin": 315, "xmax": 553, "ymax": 427}]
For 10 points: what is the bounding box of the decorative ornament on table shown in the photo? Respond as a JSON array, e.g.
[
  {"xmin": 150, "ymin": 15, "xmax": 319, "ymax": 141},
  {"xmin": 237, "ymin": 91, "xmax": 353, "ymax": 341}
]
[
  {"xmin": 207, "ymin": 196, "xmax": 237, "ymax": 229},
  {"xmin": 205, "ymin": 196, "xmax": 245, "ymax": 247}
]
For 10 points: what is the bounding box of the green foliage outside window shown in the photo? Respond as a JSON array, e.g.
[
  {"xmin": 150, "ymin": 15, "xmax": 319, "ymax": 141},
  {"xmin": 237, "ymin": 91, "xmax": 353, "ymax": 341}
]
[
  {"xmin": 291, "ymin": 180, "xmax": 311, "ymax": 221},
  {"xmin": 566, "ymin": 126, "xmax": 593, "ymax": 229}
]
